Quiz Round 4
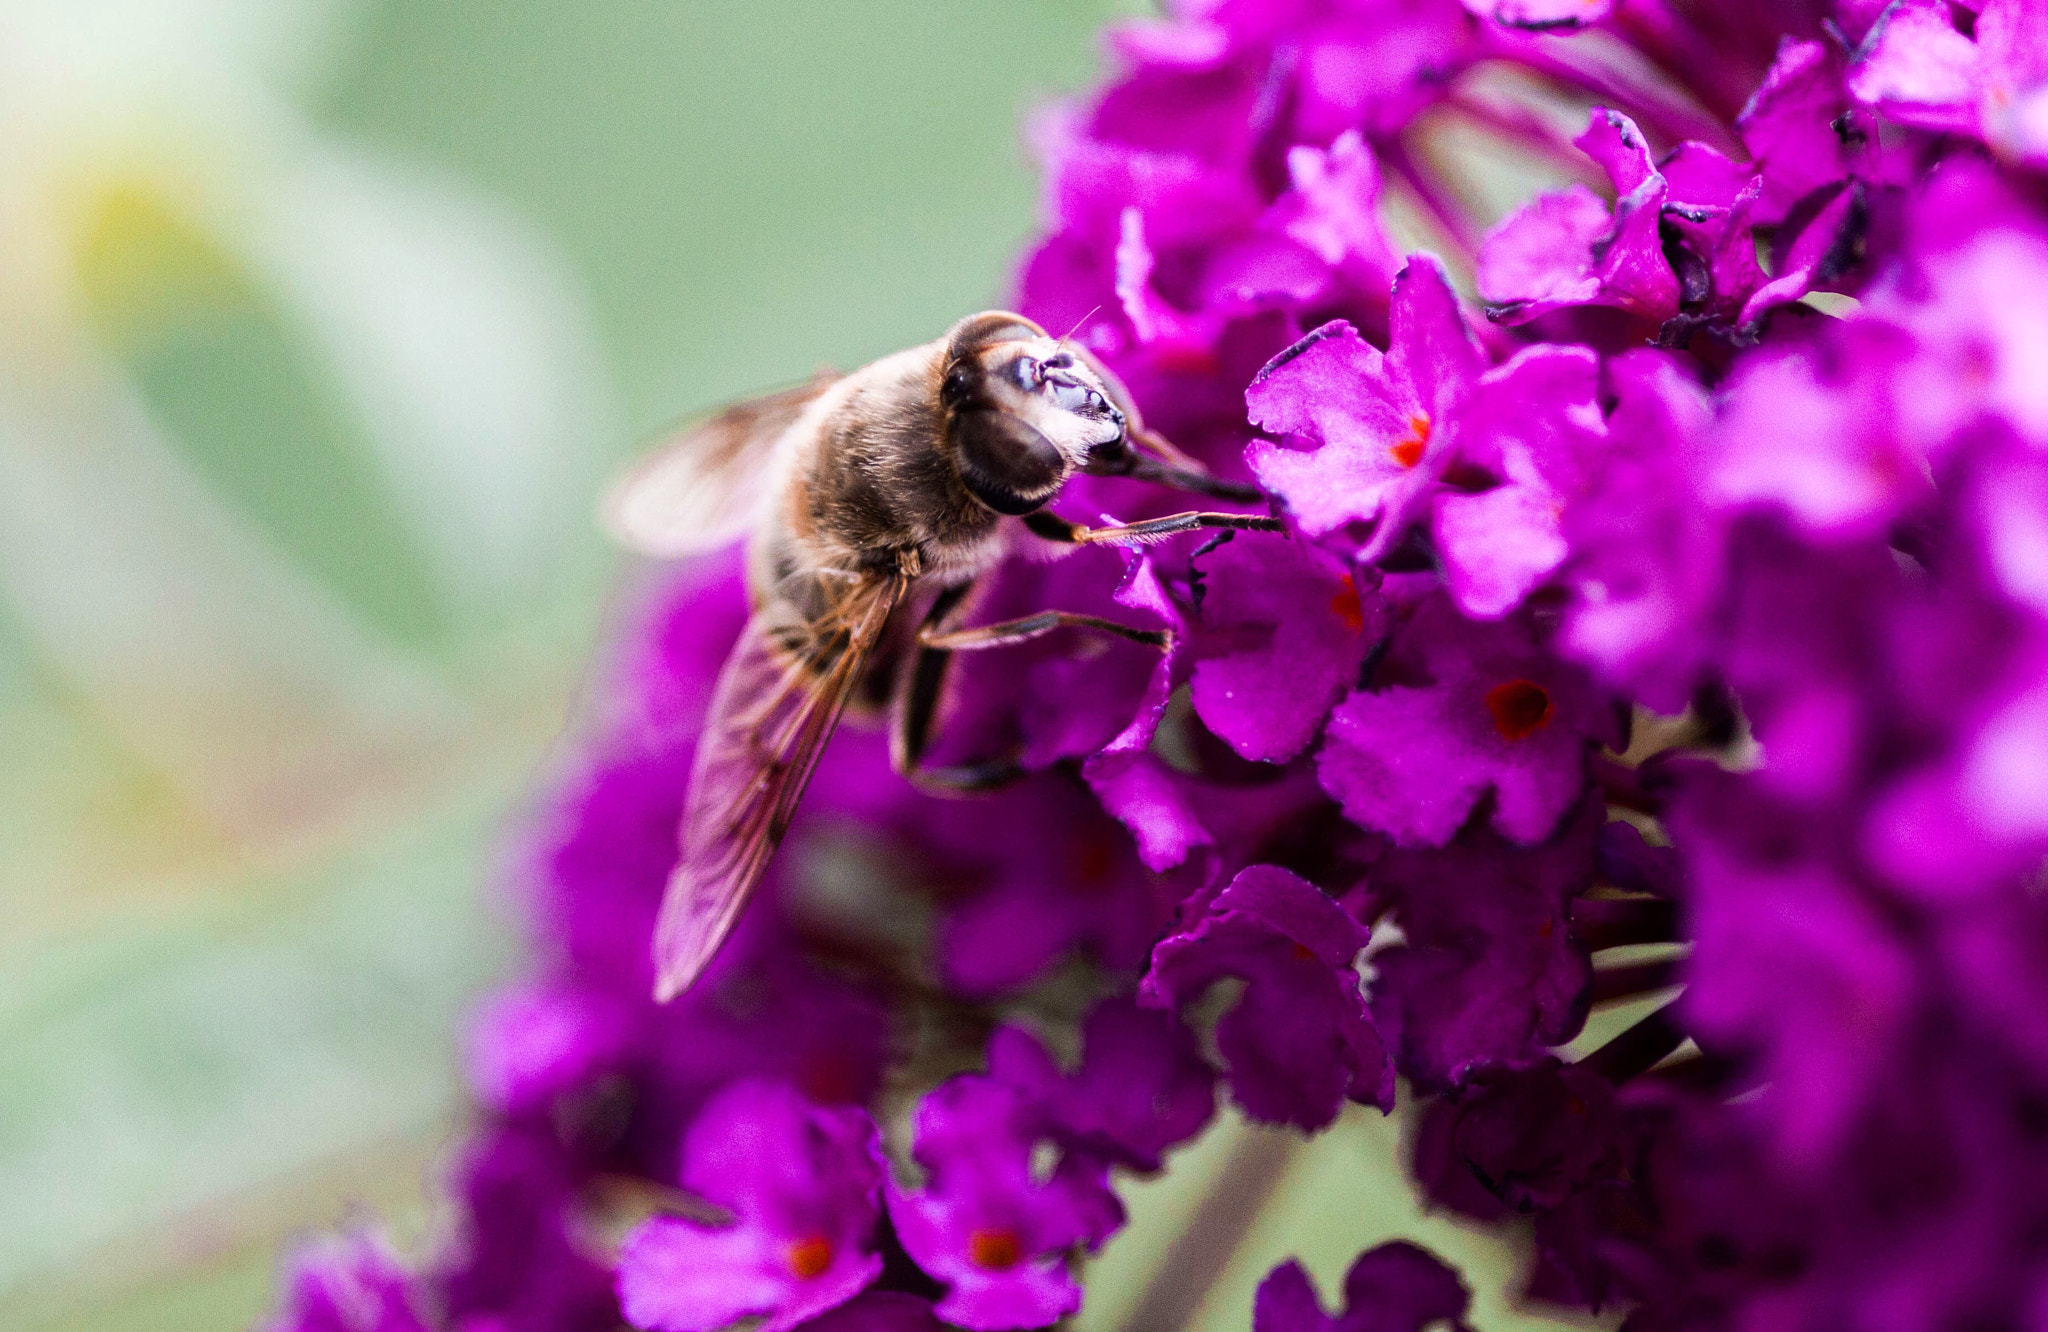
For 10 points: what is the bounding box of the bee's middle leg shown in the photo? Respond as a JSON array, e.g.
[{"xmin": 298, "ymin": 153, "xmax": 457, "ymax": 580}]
[
  {"xmin": 889, "ymin": 584, "xmax": 1176, "ymax": 796},
  {"xmin": 890, "ymin": 584, "xmax": 1022, "ymax": 795}
]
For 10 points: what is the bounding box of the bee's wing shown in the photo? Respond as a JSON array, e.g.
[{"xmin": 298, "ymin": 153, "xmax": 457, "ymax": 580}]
[
  {"xmin": 604, "ymin": 372, "xmax": 839, "ymax": 558},
  {"xmin": 651, "ymin": 567, "xmax": 908, "ymax": 999}
]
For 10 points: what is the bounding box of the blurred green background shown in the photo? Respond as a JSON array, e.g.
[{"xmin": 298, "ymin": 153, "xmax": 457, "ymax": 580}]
[
  {"xmin": 0, "ymin": 4, "xmax": 1602, "ymax": 1329},
  {"xmin": 0, "ymin": 2, "xmax": 1135, "ymax": 1325}
]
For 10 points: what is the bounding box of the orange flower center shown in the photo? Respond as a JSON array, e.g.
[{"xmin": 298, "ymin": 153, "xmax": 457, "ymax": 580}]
[
  {"xmin": 1485, "ymin": 679, "xmax": 1554, "ymax": 742},
  {"xmin": 1389, "ymin": 412, "xmax": 1432, "ymax": 468},
  {"xmin": 787, "ymin": 1235, "xmax": 835, "ymax": 1281},
  {"xmin": 1289, "ymin": 941, "xmax": 1318, "ymax": 963},
  {"xmin": 969, "ymin": 1228, "xmax": 1023, "ymax": 1271},
  {"xmin": 1328, "ymin": 573, "xmax": 1365, "ymax": 633}
]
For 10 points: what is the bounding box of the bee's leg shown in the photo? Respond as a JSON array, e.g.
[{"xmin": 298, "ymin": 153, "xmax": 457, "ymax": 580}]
[
  {"xmin": 1023, "ymin": 509, "xmax": 1284, "ymax": 547},
  {"xmin": 917, "ymin": 611, "xmax": 1170, "ymax": 652},
  {"xmin": 890, "ymin": 587, "xmax": 1180, "ymax": 795},
  {"xmin": 890, "ymin": 583, "xmax": 1023, "ymax": 795},
  {"xmin": 1124, "ymin": 454, "xmax": 1266, "ymax": 504}
]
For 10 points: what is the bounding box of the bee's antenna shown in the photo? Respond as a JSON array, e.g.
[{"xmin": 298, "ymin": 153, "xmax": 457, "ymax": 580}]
[{"xmin": 1058, "ymin": 305, "xmax": 1102, "ymax": 348}]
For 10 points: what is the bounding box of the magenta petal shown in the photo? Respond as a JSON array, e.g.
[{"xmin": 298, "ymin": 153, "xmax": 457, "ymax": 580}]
[
  {"xmin": 1476, "ymin": 186, "xmax": 1613, "ymax": 321},
  {"xmin": 886, "ymin": 1076, "xmax": 1113, "ymax": 1330},
  {"xmin": 619, "ymin": 1221, "xmax": 880, "ymax": 1332},
  {"xmin": 265, "ymin": 1232, "xmax": 433, "ymax": 1332},
  {"xmin": 1252, "ymin": 1242, "xmax": 1472, "ymax": 1332},
  {"xmin": 1980, "ymin": 0, "xmax": 2048, "ymax": 165},
  {"xmin": 1738, "ymin": 39, "xmax": 1858, "ymax": 223},
  {"xmin": 1318, "ymin": 599, "xmax": 1604, "ymax": 847},
  {"xmin": 1436, "ymin": 486, "xmax": 1568, "ymax": 620},
  {"xmin": 1461, "ymin": 0, "xmax": 1611, "ymax": 30},
  {"xmin": 1847, "ymin": 0, "xmax": 1984, "ymax": 133},
  {"xmin": 1268, "ymin": 129, "xmax": 1400, "ymax": 294},
  {"xmin": 617, "ymin": 1081, "xmax": 885, "ymax": 1332},
  {"xmin": 1190, "ymin": 534, "xmax": 1380, "ymax": 761},
  {"xmin": 1141, "ymin": 865, "xmax": 1390, "ymax": 1129},
  {"xmin": 1388, "ymin": 254, "xmax": 1486, "ymax": 421}
]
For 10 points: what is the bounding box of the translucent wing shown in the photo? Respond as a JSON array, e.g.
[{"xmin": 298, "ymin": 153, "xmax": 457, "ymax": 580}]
[
  {"xmin": 604, "ymin": 371, "xmax": 838, "ymax": 557},
  {"xmin": 652, "ymin": 568, "xmax": 908, "ymax": 999}
]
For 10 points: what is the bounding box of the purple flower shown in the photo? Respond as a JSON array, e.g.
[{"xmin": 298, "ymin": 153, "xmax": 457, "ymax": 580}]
[
  {"xmin": 1478, "ymin": 110, "xmax": 1679, "ymax": 328},
  {"xmin": 254, "ymin": 4, "xmax": 2048, "ymax": 1331},
  {"xmin": 1317, "ymin": 591, "xmax": 1615, "ymax": 848},
  {"xmin": 798, "ymin": 1293, "xmax": 950, "ymax": 1332},
  {"xmin": 862, "ymin": 767, "xmax": 1176, "ymax": 997},
  {"xmin": 1480, "ymin": 105, "xmax": 1860, "ymax": 340},
  {"xmin": 1188, "ymin": 530, "xmax": 1383, "ymax": 763},
  {"xmin": 263, "ymin": 1233, "xmax": 432, "ymax": 1332},
  {"xmin": 886, "ymin": 1075, "xmax": 1118, "ymax": 1330},
  {"xmin": 1559, "ymin": 350, "xmax": 1723, "ymax": 712},
  {"xmin": 617, "ymin": 1080, "xmax": 885, "ymax": 1332},
  {"xmin": 1671, "ymin": 768, "xmax": 1919, "ymax": 1170},
  {"xmin": 1846, "ymin": 0, "xmax": 1984, "ymax": 134},
  {"xmin": 1420, "ymin": 1058, "xmax": 1622, "ymax": 1214},
  {"xmin": 1736, "ymin": 39, "xmax": 1862, "ymax": 224},
  {"xmin": 1141, "ymin": 864, "xmax": 1392, "ymax": 1129},
  {"xmin": 1368, "ymin": 800, "xmax": 1602, "ymax": 1090},
  {"xmin": 1247, "ymin": 257, "xmax": 1486, "ymax": 562},
  {"xmin": 466, "ymin": 982, "xmax": 632, "ymax": 1118},
  {"xmin": 1432, "ymin": 344, "xmax": 1606, "ymax": 618},
  {"xmin": 1711, "ymin": 318, "xmax": 1930, "ymax": 539},
  {"xmin": 436, "ymin": 1126, "xmax": 620, "ymax": 1332},
  {"xmin": 1253, "ymin": 1242, "xmax": 1472, "ymax": 1332},
  {"xmin": 1260, "ymin": 131, "xmax": 1401, "ymax": 311},
  {"xmin": 986, "ymin": 996, "xmax": 1216, "ymax": 1173},
  {"xmin": 1462, "ymin": 0, "xmax": 1611, "ymax": 31}
]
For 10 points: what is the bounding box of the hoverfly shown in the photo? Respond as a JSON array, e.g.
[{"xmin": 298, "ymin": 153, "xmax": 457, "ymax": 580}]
[{"xmin": 607, "ymin": 312, "xmax": 1282, "ymax": 1000}]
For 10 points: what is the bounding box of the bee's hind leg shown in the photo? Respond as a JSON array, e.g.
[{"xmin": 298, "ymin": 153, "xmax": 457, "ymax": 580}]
[{"xmin": 889, "ymin": 583, "xmax": 1175, "ymax": 796}]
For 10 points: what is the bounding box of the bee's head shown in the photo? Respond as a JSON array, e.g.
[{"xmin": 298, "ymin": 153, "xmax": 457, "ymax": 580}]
[{"xmin": 939, "ymin": 312, "xmax": 1127, "ymax": 516}]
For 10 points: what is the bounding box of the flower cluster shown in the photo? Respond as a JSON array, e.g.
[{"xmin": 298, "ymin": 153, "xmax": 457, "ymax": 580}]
[{"xmin": 264, "ymin": 2, "xmax": 2048, "ymax": 1331}]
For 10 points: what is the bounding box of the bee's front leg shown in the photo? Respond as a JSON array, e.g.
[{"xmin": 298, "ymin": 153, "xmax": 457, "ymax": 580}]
[{"xmin": 1023, "ymin": 509, "xmax": 1283, "ymax": 546}]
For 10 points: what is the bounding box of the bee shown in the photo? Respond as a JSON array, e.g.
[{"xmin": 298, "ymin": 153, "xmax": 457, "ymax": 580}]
[{"xmin": 607, "ymin": 312, "xmax": 1282, "ymax": 1000}]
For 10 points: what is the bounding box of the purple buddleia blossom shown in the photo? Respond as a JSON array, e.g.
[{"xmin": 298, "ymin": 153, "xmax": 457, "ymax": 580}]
[
  {"xmin": 466, "ymin": 981, "xmax": 632, "ymax": 1118},
  {"xmin": 1737, "ymin": 39, "xmax": 1862, "ymax": 224},
  {"xmin": 1253, "ymin": 1243, "xmax": 1473, "ymax": 1332},
  {"xmin": 1141, "ymin": 864, "xmax": 1392, "ymax": 1129},
  {"xmin": 1247, "ymin": 257, "xmax": 1485, "ymax": 562},
  {"xmin": 263, "ymin": 1233, "xmax": 433, "ymax": 1332},
  {"xmin": 886, "ymin": 1074, "xmax": 1118, "ymax": 1331},
  {"xmin": 1558, "ymin": 350, "xmax": 1722, "ymax": 712},
  {"xmin": 1479, "ymin": 110, "xmax": 1679, "ymax": 327},
  {"xmin": 437, "ymin": 1126, "xmax": 620, "ymax": 1332},
  {"xmin": 1188, "ymin": 531, "xmax": 1383, "ymax": 763},
  {"xmin": 1424, "ymin": 1058, "xmax": 1623, "ymax": 1214},
  {"xmin": 1318, "ymin": 591, "xmax": 1616, "ymax": 848},
  {"xmin": 798, "ymin": 1293, "xmax": 951, "ymax": 1332},
  {"xmin": 1671, "ymin": 767, "xmax": 1918, "ymax": 1172},
  {"xmin": 1432, "ymin": 344, "xmax": 1606, "ymax": 618},
  {"xmin": 986, "ymin": 996, "xmax": 1216, "ymax": 1173},
  {"xmin": 1078, "ymin": 549, "xmax": 1201, "ymax": 871},
  {"xmin": 616, "ymin": 1080, "xmax": 885, "ymax": 1332},
  {"xmin": 1368, "ymin": 799, "xmax": 1602, "ymax": 1090}
]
